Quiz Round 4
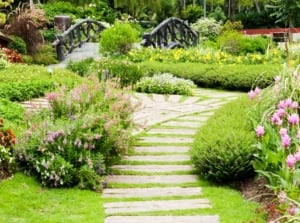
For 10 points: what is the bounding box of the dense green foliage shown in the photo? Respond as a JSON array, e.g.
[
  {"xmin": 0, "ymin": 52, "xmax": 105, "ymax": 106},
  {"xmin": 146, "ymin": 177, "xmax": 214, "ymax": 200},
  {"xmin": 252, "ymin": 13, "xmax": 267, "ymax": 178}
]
[
  {"xmin": 93, "ymin": 59, "xmax": 144, "ymax": 87},
  {"xmin": 66, "ymin": 58, "xmax": 95, "ymax": 76},
  {"xmin": 0, "ymin": 99, "xmax": 24, "ymax": 123},
  {"xmin": 99, "ymin": 22, "xmax": 139, "ymax": 55},
  {"xmin": 135, "ymin": 73, "xmax": 196, "ymax": 96},
  {"xmin": 7, "ymin": 35, "xmax": 27, "ymax": 54},
  {"xmin": 139, "ymin": 61, "xmax": 279, "ymax": 92},
  {"xmin": 191, "ymin": 96, "xmax": 255, "ymax": 183},
  {"xmin": 0, "ymin": 64, "xmax": 81, "ymax": 101}
]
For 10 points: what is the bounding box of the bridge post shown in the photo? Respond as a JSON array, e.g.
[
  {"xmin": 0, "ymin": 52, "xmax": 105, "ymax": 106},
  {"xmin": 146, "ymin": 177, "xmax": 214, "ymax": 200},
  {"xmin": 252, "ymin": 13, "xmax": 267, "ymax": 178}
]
[{"xmin": 55, "ymin": 35, "xmax": 65, "ymax": 61}]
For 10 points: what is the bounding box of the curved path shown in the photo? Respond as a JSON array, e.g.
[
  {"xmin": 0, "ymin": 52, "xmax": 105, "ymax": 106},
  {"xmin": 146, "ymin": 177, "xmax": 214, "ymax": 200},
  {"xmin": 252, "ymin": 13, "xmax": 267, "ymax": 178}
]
[
  {"xmin": 20, "ymin": 88, "xmax": 243, "ymax": 223},
  {"xmin": 103, "ymin": 89, "xmax": 243, "ymax": 223}
]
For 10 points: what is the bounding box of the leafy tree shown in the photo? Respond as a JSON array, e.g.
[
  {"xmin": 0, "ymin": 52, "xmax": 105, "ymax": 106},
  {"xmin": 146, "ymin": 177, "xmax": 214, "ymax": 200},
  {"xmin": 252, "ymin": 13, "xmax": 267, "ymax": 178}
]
[{"xmin": 266, "ymin": 0, "xmax": 300, "ymax": 28}]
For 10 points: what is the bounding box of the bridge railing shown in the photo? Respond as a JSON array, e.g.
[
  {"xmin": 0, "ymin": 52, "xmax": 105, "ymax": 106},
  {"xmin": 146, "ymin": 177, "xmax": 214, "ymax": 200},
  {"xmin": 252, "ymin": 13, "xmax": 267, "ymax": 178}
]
[
  {"xmin": 141, "ymin": 17, "xmax": 199, "ymax": 49},
  {"xmin": 52, "ymin": 19, "xmax": 106, "ymax": 61}
]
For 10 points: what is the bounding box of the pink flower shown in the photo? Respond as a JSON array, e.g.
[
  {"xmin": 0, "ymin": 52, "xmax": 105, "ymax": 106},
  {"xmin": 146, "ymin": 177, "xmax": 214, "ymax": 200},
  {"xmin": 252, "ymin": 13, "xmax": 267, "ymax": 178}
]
[
  {"xmin": 254, "ymin": 87, "xmax": 261, "ymax": 95},
  {"xmin": 271, "ymin": 114, "xmax": 283, "ymax": 126},
  {"xmin": 289, "ymin": 205, "xmax": 296, "ymax": 215},
  {"xmin": 276, "ymin": 108, "xmax": 286, "ymax": 118},
  {"xmin": 286, "ymin": 154, "xmax": 296, "ymax": 168},
  {"xmin": 278, "ymin": 100, "xmax": 285, "ymax": 109},
  {"xmin": 248, "ymin": 90, "xmax": 256, "ymax": 100},
  {"xmin": 281, "ymin": 134, "xmax": 291, "ymax": 148},
  {"xmin": 255, "ymin": 125, "xmax": 265, "ymax": 137},
  {"xmin": 291, "ymin": 101, "xmax": 298, "ymax": 110},
  {"xmin": 46, "ymin": 92, "xmax": 57, "ymax": 101},
  {"xmin": 285, "ymin": 98, "xmax": 293, "ymax": 108},
  {"xmin": 287, "ymin": 113, "xmax": 299, "ymax": 125},
  {"xmin": 294, "ymin": 151, "xmax": 300, "ymax": 161},
  {"xmin": 279, "ymin": 128, "xmax": 288, "ymax": 137}
]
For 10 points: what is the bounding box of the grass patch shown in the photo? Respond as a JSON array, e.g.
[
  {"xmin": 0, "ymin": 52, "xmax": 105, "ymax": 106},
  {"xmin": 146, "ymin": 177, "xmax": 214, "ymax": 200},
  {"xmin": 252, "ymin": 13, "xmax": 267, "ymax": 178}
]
[{"xmin": 0, "ymin": 173, "xmax": 104, "ymax": 223}]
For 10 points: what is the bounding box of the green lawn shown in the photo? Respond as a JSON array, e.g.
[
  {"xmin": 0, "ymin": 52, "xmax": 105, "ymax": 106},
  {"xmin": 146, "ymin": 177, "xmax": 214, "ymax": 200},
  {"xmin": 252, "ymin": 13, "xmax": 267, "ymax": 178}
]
[{"xmin": 0, "ymin": 173, "xmax": 104, "ymax": 223}]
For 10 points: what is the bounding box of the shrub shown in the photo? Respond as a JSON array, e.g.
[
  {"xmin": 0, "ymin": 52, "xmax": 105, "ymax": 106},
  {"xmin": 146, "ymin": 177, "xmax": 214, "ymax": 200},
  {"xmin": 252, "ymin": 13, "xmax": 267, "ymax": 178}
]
[
  {"xmin": 221, "ymin": 20, "xmax": 243, "ymax": 33},
  {"xmin": 99, "ymin": 22, "xmax": 139, "ymax": 55},
  {"xmin": 2, "ymin": 48, "xmax": 23, "ymax": 63},
  {"xmin": 93, "ymin": 59, "xmax": 144, "ymax": 87},
  {"xmin": 7, "ymin": 35, "xmax": 27, "ymax": 54},
  {"xmin": 139, "ymin": 61, "xmax": 279, "ymax": 92},
  {"xmin": 42, "ymin": 28, "xmax": 56, "ymax": 43},
  {"xmin": 208, "ymin": 6, "xmax": 226, "ymax": 22},
  {"xmin": 191, "ymin": 18, "xmax": 222, "ymax": 41},
  {"xmin": 135, "ymin": 73, "xmax": 196, "ymax": 96},
  {"xmin": 191, "ymin": 95, "xmax": 255, "ymax": 183},
  {"xmin": 217, "ymin": 31, "xmax": 244, "ymax": 54},
  {"xmin": 181, "ymin": 4, "xmax": 203, "ymax": 23},
  {"xmin": 16, "ymin": 76, "xmax": 135, "ymax": 190},
  {"xmin": 0, "ymin": 118, "xmax": 16, "ymax": 178},
  {"xmin": 4, "ymin": 3, "xmax": 49, "ymax": 55},
  {"xmin": 66, "ymin": 57, "xmax": 95, "ymax": 76}
]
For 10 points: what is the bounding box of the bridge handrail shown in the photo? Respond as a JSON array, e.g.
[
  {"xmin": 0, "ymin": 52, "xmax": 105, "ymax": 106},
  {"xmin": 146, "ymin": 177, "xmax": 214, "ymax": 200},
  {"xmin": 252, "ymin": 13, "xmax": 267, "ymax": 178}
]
[
  {"xmin": 141, "ymin": 17, "xmax": 199, "ymax": 49},
  {"xmin": 52, "ymin": 19, "xmax": 106, "ymax": 61}
]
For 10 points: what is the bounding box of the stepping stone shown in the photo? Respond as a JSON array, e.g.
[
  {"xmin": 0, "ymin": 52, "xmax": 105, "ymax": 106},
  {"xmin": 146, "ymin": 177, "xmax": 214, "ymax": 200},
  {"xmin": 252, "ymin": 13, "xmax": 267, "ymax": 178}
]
[
  {"xmin": 104, "ymin": 198, "xmax": 211, "ymax": 214},
  {"xmin": 134, "ymin": 146, "xmax": 189, "ymax": 154},
  {"xmin": 147, "ymin": 128, "xmax": 197, "ymax": 135},
  {"xmin": 139, "ymin": 136, "xmax": 193, "ymax": 143},
  {"xmin": 105, "ymin": 215, "xmax": 219, "ymax": 223},
  {"xmin": 161, "ymin": 121, "xmax": 201, "ymax": 128},
  {"xmin": 124, "ymin": 155, "xmax": 190, "ymax": 162},
  {"xmin": 105, "ymin": 175, "xmax": 198, "ymax": 184},
  {"xmin": 112, "ymin": 164, "xmax": 193, "ymax": 173},
  {"xmin": 167, "ymin": 95, "xmax": 181, "ymax": 103},
  {"xmin": 152, "ymin": 94, "xmax": 166, "ymax": 103},
  {"xmin": 102, "ymin": 187, "xmax": 201, "ymax": 198},
  {"xmin": 181, "ymin": 97, "xmax": 200, "ymax": 104},
  {"xmin": 176, "ymin": 116, "xmax": 209, "ymax": 122}
]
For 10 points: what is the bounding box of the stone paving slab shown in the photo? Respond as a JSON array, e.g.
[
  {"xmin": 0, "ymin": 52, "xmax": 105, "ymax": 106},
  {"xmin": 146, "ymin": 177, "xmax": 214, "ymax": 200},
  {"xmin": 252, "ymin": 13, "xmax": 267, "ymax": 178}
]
[
  {"xmin": 105, "ymin": 175, "xmax": 198, "ymax": 184},
  {"xmin": 102, "ymin": 187, "xmax": 201, "ymax": 198},
  {"xmin": 105, "ymin": 215, "xmax": 219, "ymax": 223},
  {"xmin": 146, "ymin": 128, "xmax": 197, "ymax": 135},
  {"xmin": 139, "ymin": 136, "xmax": 193, "ymax": 143},
  {"xmin": 175, "ymin": 116, "xmax": 209, "ymax": 122},
  {"xmin": 104, "ymin": 198, "xmax": 211, "ymax": 214},
  {"xmin": 161, "ymin": 121, "xmax": 201, "ymax": 128},
  {"xmin": 124, "ymin": 155, "xmax": 190, "ymax": 162},
  {"xmin": 111, "ymin": 164, "xmax": 193, "ymax": 173},
  {"xmin": 167, "ymin": 95, "xmax": 181, "ymax": 103},
  {"xmin": 152, "ymin": 94, "xmax": 166, "ymax": 103},
  {"xmin": 181, "ymin": 97, "xmax": 200, "ymax": 104},
  {"xmin": 134, "ymin": 146, "xmax": 190, "ymax": 154}
]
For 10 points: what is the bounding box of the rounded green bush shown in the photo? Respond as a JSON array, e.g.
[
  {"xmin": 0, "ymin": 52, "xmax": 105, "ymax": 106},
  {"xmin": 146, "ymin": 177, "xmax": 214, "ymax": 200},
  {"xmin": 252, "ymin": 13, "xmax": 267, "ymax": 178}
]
[
  {"xmin": 135, "ymin": 73, "xmax": 196, "ymax": 95},
  {"xmin": 99, "ymin": 22, "xmax": 139, "ymax": 55},
  {"xmin": 191, "ymin": 95, "xmax": 256, "ymax": 183},
  {"xmin": 8, "ymin": 35, "xmax": 27, "ymax": 54}
]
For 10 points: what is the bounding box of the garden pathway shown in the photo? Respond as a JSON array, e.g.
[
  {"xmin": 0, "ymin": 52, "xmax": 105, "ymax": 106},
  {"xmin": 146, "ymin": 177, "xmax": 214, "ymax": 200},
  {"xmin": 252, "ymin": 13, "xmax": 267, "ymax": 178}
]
[
  {"xmin": 20, "ymin": 88, "xmax": 243, "ymax": 222},
  {"xmin": 102, "ymin": 89, "xmax": 242, "ymax": 223}
]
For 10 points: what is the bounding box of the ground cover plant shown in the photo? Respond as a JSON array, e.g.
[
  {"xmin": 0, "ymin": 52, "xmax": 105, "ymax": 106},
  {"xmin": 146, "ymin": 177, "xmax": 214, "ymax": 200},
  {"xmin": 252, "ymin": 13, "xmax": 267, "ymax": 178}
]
[
  {"xmin": 135, "ymin": 73, "xmax": 196, "ymax": 96},
  {"xmin": 15, "ymin": 76, "xmax": 135, "ymax": 191},
  {"xmin": 0, "ymin": 64, "xmax": 81, "ymax": 101}
]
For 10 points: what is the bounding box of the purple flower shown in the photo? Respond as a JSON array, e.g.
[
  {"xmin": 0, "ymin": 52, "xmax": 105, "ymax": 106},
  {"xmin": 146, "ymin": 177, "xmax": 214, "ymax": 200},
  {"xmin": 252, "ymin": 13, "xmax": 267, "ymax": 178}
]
[
  {"xmin": 254, "ymin": 87, "xmax": 261, "ymax": 95},
  {"xmin": 281, "ymin": 134, "xmax": 291, "ymax": 148},
  {"xmin": 287, "ymin": 113, "xmax": 299, "ymax": 125},
  {"xmin": 286, "ymin": 154, "xmax": 296, "ymax": 168},
  {"xmin": 279, "ymin": 128, "xmax": 288, "ymax": 137},
  {"xmin": 255, "ymin": 125, "xmax": 265, "ymax": 137},
  {"xmin": 271, "ymin": 114, "xmax": 283, "ymax": 126}
]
